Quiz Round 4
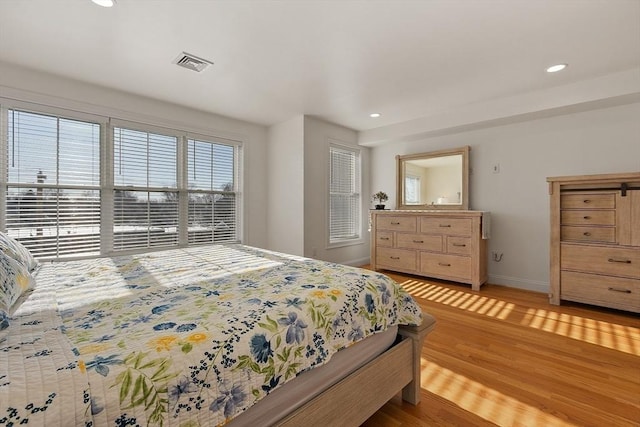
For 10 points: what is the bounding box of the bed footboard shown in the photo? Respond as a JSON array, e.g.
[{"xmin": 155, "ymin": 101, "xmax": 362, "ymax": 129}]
[
  {"xmin": 398, "ymin": 311, "xmax": 437, "ymax": 404},
  {"xmin": 276, "ymin": 311, "xmax": 436, "ymax": 426}
]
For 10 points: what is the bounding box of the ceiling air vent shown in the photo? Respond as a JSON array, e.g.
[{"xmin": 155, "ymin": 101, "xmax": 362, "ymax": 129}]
[{"xmin": 173, "ymin": 52, "xmax": 213, "ymax": 72}]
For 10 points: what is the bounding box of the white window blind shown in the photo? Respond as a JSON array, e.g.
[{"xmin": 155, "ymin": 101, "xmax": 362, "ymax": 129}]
[
  {"xmin": 5, "ymin": 109, "xmax": 101, "ymax": 259},
  {"xmin": 113, "ymin": 127, "xmax": 178, "ymax": 250},
  {"xmin": 2, "ymin": 103, "xmax": 242, "ymax": 260},
  {"xmin": 187, "ymin": 139, "xmax": 237, "ymax": 244},
  {"xmin": 405, "ymin": 175, "xmax": 421, "ymax": 204},
  {"xmin": 329, "ymin": 145, "xmax": 360, "ymax": 243}
]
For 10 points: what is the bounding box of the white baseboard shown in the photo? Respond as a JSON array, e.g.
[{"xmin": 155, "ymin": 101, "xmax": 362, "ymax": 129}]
[
  {"xmin": 488, "ymin": 274, "xmax": 548, "ymax": 294},
  {"xmin": 343, "ymin": 256, "xmax": 370, "ymax": 267}
]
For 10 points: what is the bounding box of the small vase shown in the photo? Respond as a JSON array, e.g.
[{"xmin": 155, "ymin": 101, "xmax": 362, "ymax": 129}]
[{"xmin": 375, "ymin": 204, "xmax": 385, "ymax": 210}]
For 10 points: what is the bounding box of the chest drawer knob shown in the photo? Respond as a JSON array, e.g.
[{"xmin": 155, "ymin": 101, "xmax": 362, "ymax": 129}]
[
  {"xmin": 583, "ymin": 199, "xmax": 591, "ymax": 204},
  {"xmin": 438, "ymin": 262, "xmax": 451, "ymax": 267},
  {"xmin": 390, "ymin": 256, "xmax": 400, "ymax": 260},
  {"xmin": 583, "ymin": 232, "xmax": 591, "ymax": 236},
  {"xmin": 452, "ymin": 243, "xmax": 466, "ymax": 247},
  {"xmin": 583, "ymin": 215, "xmax": 591, "ymax": 220},
  {"xmin": 607, "ymin": 258, "xmax": 631, "ymax": 264},
  {"xmin": 379, "ymin": 237, "xmax": 390, "ymax": 240},
  {"xmin": 608, "ymin": 287, "xmax": 632, "ymax": 294},
  {"xmin": 413, "ymin": 239, "xmax": 424, "ymax": 243},
  {"xmin": 391, "ymin": 221, "xmax": 400, "ymax": 225},
  {"xmin": 439, "ymin": 224, "xmax": 451, "ymax": 228}
]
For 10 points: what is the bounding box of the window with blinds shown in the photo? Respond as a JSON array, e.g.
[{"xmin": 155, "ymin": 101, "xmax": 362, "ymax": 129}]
[
  {"xmin": 5, "ymin": 109, "xmax": 101, "ymax": 259},
  {"xmin": 2, "ymin": 104, "xmax": 241, "ymax": 259},
  {"xmin": 113, "ymin": 127, "xmax": 179, "ymax": 250},
  {"xmin": 187, "ymin": 139, "xmax": 237, "ymax": 244},
  {"xmin": 329, "ymin": 144, "xmax": 360, "ymax": 243},
  {"xmin": 405, "ymin": 175, "xmax": 421, "ymax": 204}
]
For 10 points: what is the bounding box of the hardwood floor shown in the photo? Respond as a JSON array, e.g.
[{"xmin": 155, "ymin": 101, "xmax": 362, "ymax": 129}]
[{"xmin": 361, "ymin": 270, "xmax": 640, "ymax": 427}]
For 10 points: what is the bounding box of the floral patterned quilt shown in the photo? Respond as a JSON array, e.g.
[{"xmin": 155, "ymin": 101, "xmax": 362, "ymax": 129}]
[{"xmin": 0, "ymin": 244, "xmax": 422, "ymax": 426}]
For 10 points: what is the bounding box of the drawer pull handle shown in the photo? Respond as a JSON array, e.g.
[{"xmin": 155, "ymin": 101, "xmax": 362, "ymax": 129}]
[
  {"xmin": 608, "ymin": 287, "xmax": 632, "ymax": 294},
  {"xmin": 380, "ymin": 237, "xmax": 390, "ymax": 240},
  {"xmin": 413, "ymin": 240, "xmax": 424, "ymax": 243},
  {"xmin": 438, "ymin": 262, "xmax": 451, "ymax": 267},
  {"xmin": 390, "ymin": 256, "xmax": 400, "ymax": 260},
  {"xmin": 583, "ymin": 216, "xmax": 591, "ymax": 220},
  {"xmin": 452, "ymin": 243, "xmax": 466, "ymax": 247},
  {"xmin": 391, "ymin": 222, "xmax": 400, "ymax": 225},
  {"xmin": 608, "ymin": 258, "xmax": 631, "ymax": 264},
  {"xmin": 583, "ymin": 232, "xmax": 591, "ymax": 236},
  {"xmin": 439, "ymin": 224, "xmax": 452, "ymax": 228},
  {"xmin": 583, "ymin": 199, "xmax": 591, "ymax": 204}
]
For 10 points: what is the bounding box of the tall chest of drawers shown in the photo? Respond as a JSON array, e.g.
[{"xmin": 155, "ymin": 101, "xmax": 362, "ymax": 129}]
[
  {"xmin": 548, "ymin": 172, "xmax": 640, "ymax": 313},
  {"xmin": 370, "ymin": 210, "xmax": 489, "ymax": 291}
]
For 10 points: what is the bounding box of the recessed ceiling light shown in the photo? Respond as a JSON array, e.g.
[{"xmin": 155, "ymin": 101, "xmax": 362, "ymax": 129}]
[
  {"xmin": 91, "ymin": 0, "xmax": 115, "ymax": 7},
  {"xmin": 546, "ymin": 64, "xmax": 567, "ymax": 73},
  {"xmin": 369, "ymin": 113, "xmax": 381, "ymax": 118}
]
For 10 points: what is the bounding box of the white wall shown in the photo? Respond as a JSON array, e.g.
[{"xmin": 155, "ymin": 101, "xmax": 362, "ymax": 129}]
[
  {"xmin": 370, "ymin": 102, "xmax": 640, "ymax": 292},
  {"xmin": 0, "ymin": 62, "xmax": 270, "ymax": 248},
  {"xmin": 303, "ymin": 116, "xmax": 369, "ymax": 265},
  {"xmin": 424, "ymin": 165, "xmax": 461, "ymax": 205},
  {"xmin": 266, "ymin": 116, "xmax": 370, "ymax": 265},
  {"xmin": 267, "ymin": 116, "xmax": 305, "ymax": 255}
]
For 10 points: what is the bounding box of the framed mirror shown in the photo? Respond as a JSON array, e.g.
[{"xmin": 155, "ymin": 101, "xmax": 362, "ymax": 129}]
[{"xmin": 396, "ymin": 146, "xmax": 470, "ymax": 210}]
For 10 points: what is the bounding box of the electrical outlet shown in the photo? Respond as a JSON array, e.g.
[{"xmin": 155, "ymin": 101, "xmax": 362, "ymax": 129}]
[{"xmin": 492, "ymin": 163, "xmax": 500, "ymax": 174}]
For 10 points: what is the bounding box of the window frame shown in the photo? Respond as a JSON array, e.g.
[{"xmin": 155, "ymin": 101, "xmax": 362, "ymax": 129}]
[
  {"xmin": 327, "ymin": 141, "xmax": 362, "ymax": 248},
  {"xmin": 0, "ymin": 101, "xmax": 243, "ymax": 261},
  {"xmin": 185, "ymin": 136, "xmax": 241, "ymax": 246},
  {"xmin": 404, "ymin": 174, "xmax": 421, "ymax": 205},
  {"xmin": 1, "ymin": 104, "xmax": 106, "ymax": 259}
]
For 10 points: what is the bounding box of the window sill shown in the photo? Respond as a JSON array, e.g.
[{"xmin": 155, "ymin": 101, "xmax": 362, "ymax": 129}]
[{"xmin": 327, "ymin": 239, "xmax": 364, "ymax": 250}]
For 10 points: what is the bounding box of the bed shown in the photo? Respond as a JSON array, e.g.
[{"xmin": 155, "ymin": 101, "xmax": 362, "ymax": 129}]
[{"xmin": 0, "ymin": 243, "xmax": 435, "ymax": 426}]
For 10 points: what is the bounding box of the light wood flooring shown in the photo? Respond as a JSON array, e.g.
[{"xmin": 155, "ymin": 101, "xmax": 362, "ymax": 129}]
[{"xmin": 361, "ymin": 270, "xmax": 640, "ymax": 427}]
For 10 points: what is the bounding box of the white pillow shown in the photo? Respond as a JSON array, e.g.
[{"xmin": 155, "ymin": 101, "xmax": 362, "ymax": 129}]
[
  {"xmin": 0, "ymin": 253, "xmax": 36, "ymax": 330},
  {"xmin": 0, "ymin": 231, "xmax": 39, "ymax": 272}
]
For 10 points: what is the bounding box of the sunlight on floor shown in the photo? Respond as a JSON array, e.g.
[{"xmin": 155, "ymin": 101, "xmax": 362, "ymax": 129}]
[
  {"xmin": 401, "ymin": 279, "xmax": 640, "ymax": 356},
  {"xmin": 520, "ymin": 307, "xmax": 640, "ymax": 355},
  {"xmin": 421, "ymin": 359, "xmax": 579, "ymax": 427},
  {"xmin": 402, "ymin": 279, "xmax": 515, "ymax": 320}
]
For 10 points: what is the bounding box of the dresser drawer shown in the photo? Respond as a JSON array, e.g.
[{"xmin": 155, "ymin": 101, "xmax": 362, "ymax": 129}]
[
  {"xmin": 446, "ymin": 236, "xmax": 472, "ymax": 255},
  {"xmin": 420, "ymin": 217, "xmax": 472, "ymax": 236},
  {"xmin": 376, "ymin": 248, "xmax": 416, "ymax": 271},
  {"xmin": 560, "ymin": 226, "xmax": 616, "ymax": 243},
  {"xmin": 561, "ymin": 193, "xmax": 615, "ymax": 209},
  {"xmin": 561, "ymin": 210, "xmax": 615, "ymax": 226},
  {"xmin": 375, "ymin": 231, "xmax": 393, "ymax": 247},
  {"xmin": 376, "ymin": 216, "xmax": 417, "ymax": 232},
  {"xmin": 396, "ymin": 233, "xmax": 442, "ymax": 251},
  {"xmin": 561, "ymin": 244, "xmax": 640, "ymax": 278},
  {"xmin": 420, "ymin": 253, "xmax": 471, "ymax": 281},
  {"xmin": 561, "ymin": 271, "xmax": 640, "ymax": 313}
]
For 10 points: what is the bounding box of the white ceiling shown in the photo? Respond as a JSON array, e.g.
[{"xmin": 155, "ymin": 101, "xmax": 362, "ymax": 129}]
[{"xmin": 0, "ymin": 0, "xmax": 639, "ymax": 135}]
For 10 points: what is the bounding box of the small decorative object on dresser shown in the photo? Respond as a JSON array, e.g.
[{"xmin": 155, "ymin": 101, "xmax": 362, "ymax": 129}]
[
  {"xmin": 373, "ymin": 191, "xmax": 389, "ymax": 210},
  {"xmin": 370, "ymin": 210, "xmax": 490, "ymax": 291},
  {"xmin": 547, "ymin": 172, "xmax": 640, "ymax": 313}
]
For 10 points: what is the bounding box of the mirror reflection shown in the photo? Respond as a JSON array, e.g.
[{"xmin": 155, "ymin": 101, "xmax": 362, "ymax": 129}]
[
  {"xmin": 396, "ymin": 146, "xmax": 469, "ymax": 210},
  {"xmin": 403, "ymin": 155, "xmax": 462, "ymax": 205}
]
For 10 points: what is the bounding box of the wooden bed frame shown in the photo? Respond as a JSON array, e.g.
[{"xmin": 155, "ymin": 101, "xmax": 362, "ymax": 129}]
[{"xmin": 277, "ymin": 311, "xmax": 436, "ymax": 426}]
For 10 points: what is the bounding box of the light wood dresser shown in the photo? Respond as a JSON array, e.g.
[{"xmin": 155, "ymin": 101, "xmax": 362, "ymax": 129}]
[
  {"xmin": 547, "ymin": 172, "xmax": 640, "ymax": 313},
  {"xmin": 370, "ymin": 210, "xmax": 489, "ymax": 291}
]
